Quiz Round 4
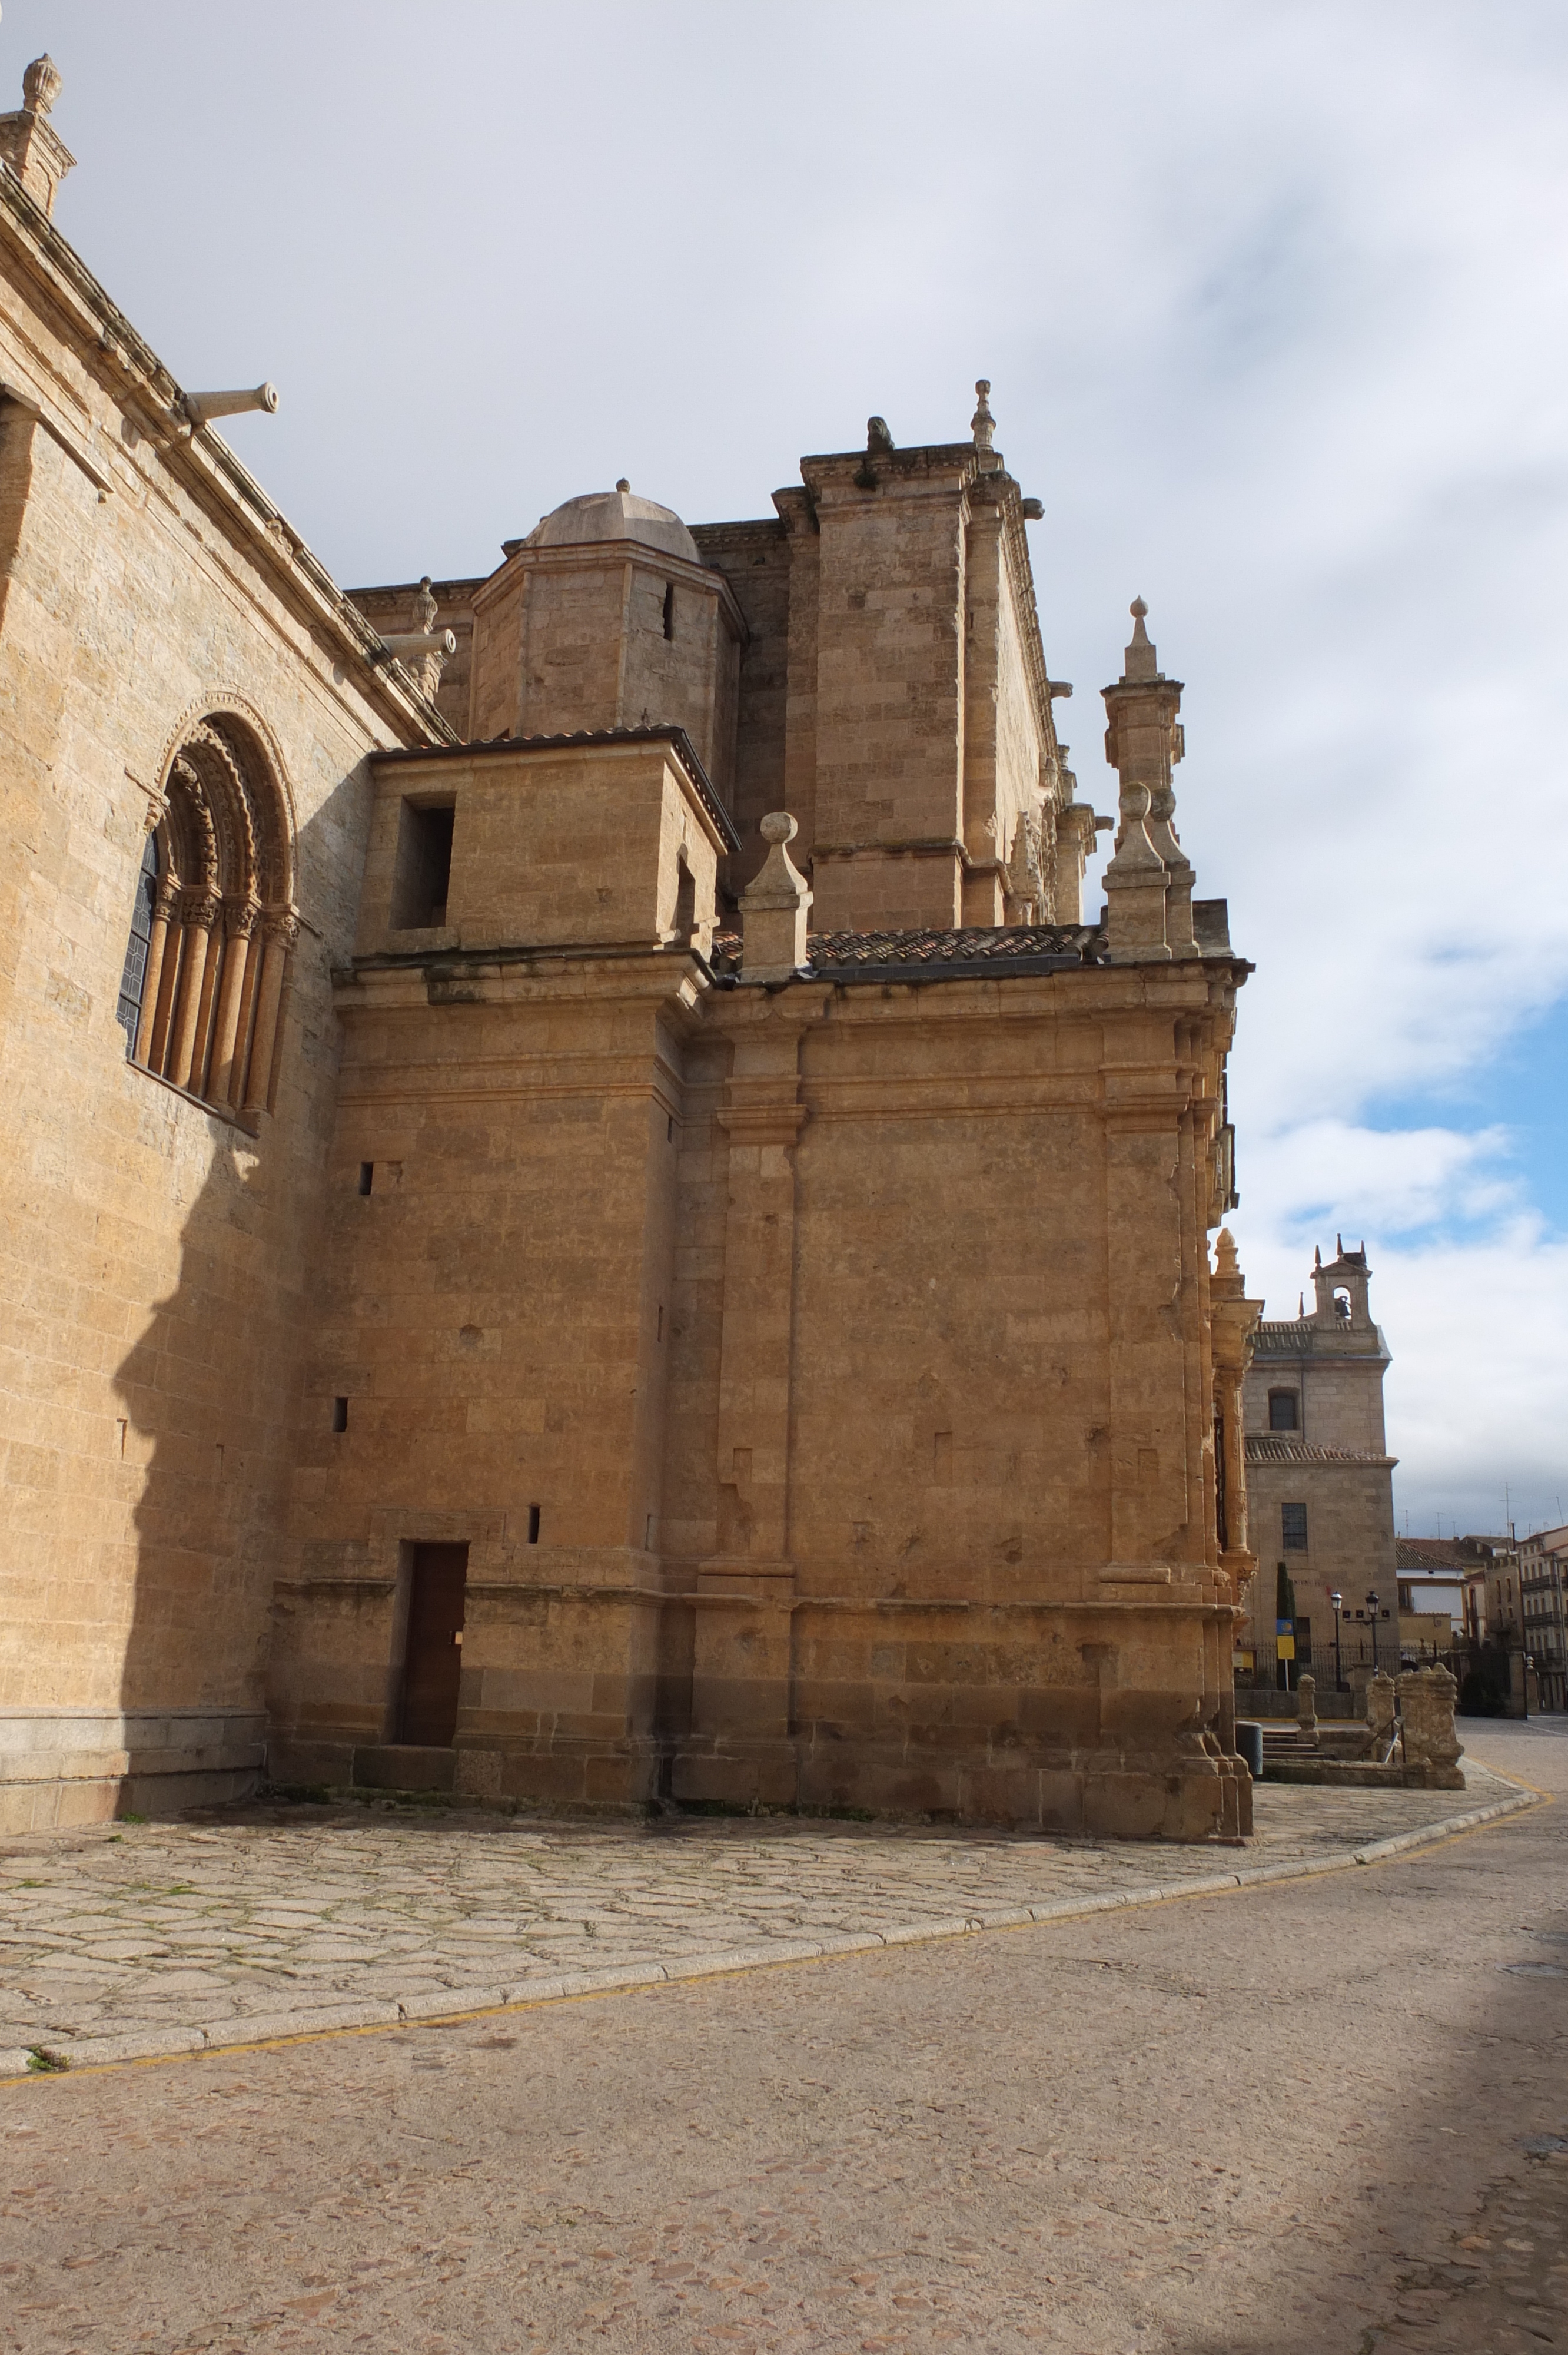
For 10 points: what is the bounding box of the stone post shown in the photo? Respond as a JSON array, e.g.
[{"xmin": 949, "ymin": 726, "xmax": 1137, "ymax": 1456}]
[
  {"xmin": 738, "ymin": 812, "xmax": 812, "ymax": 983},
  {"xmin": 1396, "ymin": 1665, "xmax": 1464, "ymax": 1789},
  {"xmin": 682, "ymin": 984, "xmax": 826, "ymax": 1808},
  {"xmin": 1295, "ymin": 1672, "xmax": 1318, "ymax": 1744},
  {"xmin": 1366, "ymin": 1669, "xmax": 1397, "ymax": 1756}
]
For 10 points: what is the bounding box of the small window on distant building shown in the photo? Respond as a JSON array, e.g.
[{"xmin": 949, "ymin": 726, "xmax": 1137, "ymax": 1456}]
[
  {"xmin": 1268, "ymin": 1390, "xmax": 1299, "ymax": 1432},
  {"xmin": 1398, "ymin": 1582, "xmax": 1413, "ymax": 1611},
  {"xmin": 1281, "ymin": 1502, "xmax": 1308, "ymax": 1551}
]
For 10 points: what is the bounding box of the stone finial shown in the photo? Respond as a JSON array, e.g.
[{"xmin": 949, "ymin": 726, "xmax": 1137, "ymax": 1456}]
[
  {"xmin": 971, "ymin": 379, "xmax": 995, "ymax": 452},
  {"xmin": 22, "ymin": 57, "xmax": 61, "ymax": 116},
  {"xmin": 1214, "ymin": 1227, "xmax": 1240, "ymax": 1280},
  {"xmin": 616, "ymin": 477, "xmax": 630, "ymax": 492},
  {"xmin": 1102, "ymin": 596, "xmax": 1197, "ymax": 960},
  {"xmin": 738, "ymin": 811, "xmax": 812, "ymax": 984},
  {"xmin": 412, "ymin": 575, "xmax": 438, "ymax": 635},
  {"xmin": 1122, "ymin": 596, "xmax": 1160, "ymax": 684},
  {"xmin": 0, "ymin": 54, "xmax": 75, "ymax": 218}
]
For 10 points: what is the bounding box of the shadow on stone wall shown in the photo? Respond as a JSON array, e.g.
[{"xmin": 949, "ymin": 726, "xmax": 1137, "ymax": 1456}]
[{"xmin": 111, "ymin": 788, "xmax": 353, "ymax": 1815}]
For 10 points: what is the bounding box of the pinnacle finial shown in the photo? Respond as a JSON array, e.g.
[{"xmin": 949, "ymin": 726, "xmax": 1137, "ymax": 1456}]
[
  {"xmin": 971, "ymin": 379, "xmax": 995, "ymax": 453},
  {"xmin": 1122, "ymin": 595, "xmax": 1159, "ymax": 682},
  {"xmin": 1215, "ymin": 1226, "xmax": 1240, "ymax": 1278},
  {"xmin": 22, "ymin": 56, "xmax": 61, "ymax": 117},
  {"xmin": 615, "ymin": 477, "xmax": 630, "ymax": 493}
]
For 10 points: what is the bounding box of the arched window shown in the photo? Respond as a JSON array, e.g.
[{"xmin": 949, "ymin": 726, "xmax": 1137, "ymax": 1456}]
[{"xmin": 119, "ymin": 713, "xmax": 297, "ymax": 1117}]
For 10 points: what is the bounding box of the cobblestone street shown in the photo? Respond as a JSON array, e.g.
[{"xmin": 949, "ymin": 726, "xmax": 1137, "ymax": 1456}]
[
  {"xmin": 0, "ymin": 1766, "xmax": 1526, "ymax": 2070},
  {"xmin": 1, "ymin": 1732, "xmax": 1562, "ymax": 2355}
]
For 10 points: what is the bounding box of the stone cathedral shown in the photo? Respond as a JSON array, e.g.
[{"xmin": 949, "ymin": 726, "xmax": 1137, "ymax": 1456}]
[{"xmin": 0, "ymin": 59, "xmax": 1263, "ymax": 1843}]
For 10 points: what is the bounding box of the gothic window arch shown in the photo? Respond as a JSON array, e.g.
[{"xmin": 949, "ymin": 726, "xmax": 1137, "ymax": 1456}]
[{"xmin": 118, "ymin": 712, "xmax": 298, "ymax": 1116}]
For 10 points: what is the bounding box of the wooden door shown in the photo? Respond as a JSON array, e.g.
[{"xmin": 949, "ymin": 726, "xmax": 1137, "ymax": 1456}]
[{"xmin": 400, "ymin": 1542, "xmax": 468, "ymax": 1746}]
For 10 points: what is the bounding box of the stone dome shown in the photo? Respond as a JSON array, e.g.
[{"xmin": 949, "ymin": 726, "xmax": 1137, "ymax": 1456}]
[{"xmin": 523, "ymin": 486, "xmax": 699, "ymax": 566}]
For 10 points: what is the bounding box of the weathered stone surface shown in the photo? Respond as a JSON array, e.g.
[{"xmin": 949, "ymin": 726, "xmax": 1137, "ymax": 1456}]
[{"xmin": 0, "ymin": 1763, "xmax": 1523, "ymax": 2062}]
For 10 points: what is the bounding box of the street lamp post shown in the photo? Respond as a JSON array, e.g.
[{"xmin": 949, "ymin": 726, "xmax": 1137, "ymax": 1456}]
[
  {"xmin": 1331, "ymin": 1590, "xmax": 1344, "ymax": 1692},
  {"xmin": 1367, "ymin": 1590, "xmax": 1380, "ymax": 1676}
]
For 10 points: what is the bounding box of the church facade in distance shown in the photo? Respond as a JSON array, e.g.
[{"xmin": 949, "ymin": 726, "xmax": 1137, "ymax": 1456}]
[{"xmin": 0, "ymin": 58, "xmax": 1261, "ymax": 1842}]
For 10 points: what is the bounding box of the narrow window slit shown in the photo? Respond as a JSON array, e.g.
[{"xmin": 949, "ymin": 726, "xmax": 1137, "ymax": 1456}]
[
  {"xmin": 358, "ymin": 1162, "xmax": 374, "ymax": 1196},
  {"xmin": 527, "ymin": 1504, "xmax": 541, "ymax": 1545},
  {"xmin": 662, "ymin": 582, "xmax": 675, "ymax": 640},
  {"xmin": 331, "ymin": 1397, "xmax": 348, "ymax": 1434}
]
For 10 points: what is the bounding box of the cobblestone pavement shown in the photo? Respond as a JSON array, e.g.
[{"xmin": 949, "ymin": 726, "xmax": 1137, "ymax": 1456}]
[
  {"xmin": 0, "ymin": 1724, "xmax": 1561, "ymax": 2355},
  {"xmin": 0, "ymin": 1764, "xmax": 1527, "ymax": 2068}
]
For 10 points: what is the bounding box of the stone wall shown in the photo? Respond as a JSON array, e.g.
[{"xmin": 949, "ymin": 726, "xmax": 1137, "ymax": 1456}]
[
  {"xmin": 0, "ymin": 167, "xmax": 438, "ymax": 1829},
  {"xmin": 268, "ymin": 746, "xmax": 1251, "ymax": 1839}
]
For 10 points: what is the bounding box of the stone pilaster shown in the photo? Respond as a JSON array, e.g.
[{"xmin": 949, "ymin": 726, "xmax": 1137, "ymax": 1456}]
[{"xmin": 679, "ymin": 991, "xmax": 823, "ymax": 1806}]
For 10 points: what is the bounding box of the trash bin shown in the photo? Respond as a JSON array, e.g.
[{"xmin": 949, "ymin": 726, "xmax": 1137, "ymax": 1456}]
[{"xmin": 1234, "ymin": 1720, "xmax": 1263, "ymax": 1781}]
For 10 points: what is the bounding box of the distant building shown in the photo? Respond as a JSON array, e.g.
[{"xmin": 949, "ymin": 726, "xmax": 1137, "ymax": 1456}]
[
  {"xmin": 1519, "ymin": 1525, "xmax": 1568, "ymax": 1712},
  {"xmin": 1239, "ymin": 1242, "xmax": 1397, "ymax": 1689}
]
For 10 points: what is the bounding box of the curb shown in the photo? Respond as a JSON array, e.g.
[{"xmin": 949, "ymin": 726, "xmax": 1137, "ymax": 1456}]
[{"xmin": 1, "ymin": 1777, "xmax": 1542, "ymax": 2080}]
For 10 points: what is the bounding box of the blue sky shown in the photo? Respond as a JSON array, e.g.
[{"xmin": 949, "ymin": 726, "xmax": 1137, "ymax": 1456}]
[{"xmin": 12, "ymin": 0, "xmax": 1566, "ymax": 1533}]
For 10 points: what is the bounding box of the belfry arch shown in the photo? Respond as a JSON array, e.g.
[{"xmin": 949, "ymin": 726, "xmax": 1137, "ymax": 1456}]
[{"xmin": 119, "ymin": 709, "xmax": 299, "ymax": 1116}]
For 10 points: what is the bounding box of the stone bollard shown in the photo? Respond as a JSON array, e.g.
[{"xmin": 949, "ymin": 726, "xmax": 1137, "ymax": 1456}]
[
  {"xmin": 1295, "ymin": 1672, "xmax": 1318, "ymax": 1746},
  {"xmin": 1396, "ymin": 1665, "xmax": 1465, "ymax": 1789},
  {"xmin": 1366, "ymin": 1670, "xmax": 1397, "ymax": 1759}
]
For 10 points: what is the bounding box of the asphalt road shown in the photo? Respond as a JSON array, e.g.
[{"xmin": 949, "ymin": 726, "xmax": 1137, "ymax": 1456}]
[{"xmin": 2, "ymin": 1720, "xmax": 1564, "ymax": 2355}]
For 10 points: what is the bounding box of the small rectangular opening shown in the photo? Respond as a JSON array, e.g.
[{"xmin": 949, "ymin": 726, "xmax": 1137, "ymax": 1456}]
[
  {"xmin": 391, "ymin": 798, "xmax": 455, "ymax": 930},
  {"xmin": 645, "ymin": 1512, "xmax": 655, "ymax": 1549},
  {"xmin": 657, "ymin": 1303, "xmax": 663, "ymax": 1342},
  {"xmin": 331, "ymin": 1397, "xmax": 348, "ymax": 1433},
  {"xmin": 662, "ymin": 582, "xmax": 675, "ymax": 640},
  {"xmin": 358, "ymin": 1161, "xmax": 374, "ymax": 1196},
  {"xmin": 527, "ymin": 1503, "xmax": 541, "ymax": 1545},
  {"xmin": 666, "ymin": 1115, "xmax": 674, "ymax": 1143},
  {"xmin": 400, "ymin": 1540, "xmax": 469, "ymax": 1747}
]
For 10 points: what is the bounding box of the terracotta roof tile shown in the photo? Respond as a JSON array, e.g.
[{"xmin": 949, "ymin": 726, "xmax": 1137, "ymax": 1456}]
[
  {"xmin": 709, "ymin": 924, "xmax": 1104, "ymax": 981},
  {"xmin": 1244, "ymin": 1436, "xmax": 1396, "ymax": 1467}
]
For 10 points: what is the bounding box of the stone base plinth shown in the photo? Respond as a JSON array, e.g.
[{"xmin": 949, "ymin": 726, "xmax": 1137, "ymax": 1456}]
[{"xmin": 0, "ymin": 1709, "xmax": 265, "ymax": 1831}]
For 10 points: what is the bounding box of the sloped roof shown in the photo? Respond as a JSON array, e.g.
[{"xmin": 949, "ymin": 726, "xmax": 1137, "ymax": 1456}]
[
  {"xmin": 1396, "ymin": 1536, "xmax": 1503, "ymax": 1571},
  {"xmin": 709, "ymin": 924, "xmax": 1105, "ymax": 983},
  {"xmin": 1244, "ymin": 1436, "xmax": 1396, "ymax": 1467}
]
